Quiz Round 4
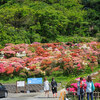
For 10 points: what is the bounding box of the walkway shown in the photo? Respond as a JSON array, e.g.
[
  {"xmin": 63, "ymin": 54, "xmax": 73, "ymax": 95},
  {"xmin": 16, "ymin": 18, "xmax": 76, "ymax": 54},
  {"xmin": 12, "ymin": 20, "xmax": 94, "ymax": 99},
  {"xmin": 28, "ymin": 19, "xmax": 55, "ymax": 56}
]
[
  {"xmin": 33, "ymin": 90, "xmax": 61, "ymax": 100},
  {"xmin": 1, "ymin": 89, "xmax": 65, "ymax": 100}
]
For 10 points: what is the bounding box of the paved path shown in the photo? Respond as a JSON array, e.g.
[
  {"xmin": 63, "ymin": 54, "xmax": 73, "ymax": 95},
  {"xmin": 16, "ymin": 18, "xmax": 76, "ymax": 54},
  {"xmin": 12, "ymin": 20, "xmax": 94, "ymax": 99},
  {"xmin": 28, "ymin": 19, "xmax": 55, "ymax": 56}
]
[
  {"xmin": 33, "ymin": 90, "xmax": 61, "ymax": 100},
  {"xmin": 0, "ymin": 89, "xmax": 65, "ymax": 100}
]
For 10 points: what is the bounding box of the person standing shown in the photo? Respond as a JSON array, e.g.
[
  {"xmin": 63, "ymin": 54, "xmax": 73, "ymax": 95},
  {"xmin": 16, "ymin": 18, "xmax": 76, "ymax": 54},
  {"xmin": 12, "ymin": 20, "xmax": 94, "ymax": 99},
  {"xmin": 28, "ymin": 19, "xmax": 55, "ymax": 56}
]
[
  {"xmin": 77, "ymin": 77, "xmax": 84, "ymax": 100},
  {"xmin": 51, "ymin": 77, "xmax": 57, "ymax": 98},
  {"xmin": 44, "ymin": 77, "xmax": 49, "ymax": 97},
  {"xmin": 86, "ymin": 76, "xmax": 95, "ymax": 100}
]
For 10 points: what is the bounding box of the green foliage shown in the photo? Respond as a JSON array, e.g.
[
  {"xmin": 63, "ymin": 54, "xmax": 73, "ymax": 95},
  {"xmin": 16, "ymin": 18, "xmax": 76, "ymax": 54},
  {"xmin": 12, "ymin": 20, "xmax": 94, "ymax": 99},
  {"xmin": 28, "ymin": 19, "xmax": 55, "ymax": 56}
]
[
  {"xmin": 0, "ymin": 24, "xmax": 30, "ymax": 45},
  {"xmin": 66, "ymin": 79, "xmax": 77, "ymax": 89},
  {"xmin": 81, "ymin": 0, "xmax": 100, "ymax": 36},
  {"xmin": 0, "ymin": 0, "xmax": 99, "ymax": 45},
  {"xmin": 0, "ymin": 45, "xmax": 4, "ymax": 49},
  {"xmin": 51, "ymin": 71, "xmax": 63, "ymax": 77},
  {"xmin": 56, "ymin": 35, "xmax": 97, "ymax": 43},
  {"xmin": 96, "ymin": 33, "xmax": 100, "ymax": 42},
  {"xmin": 27, "ymin": 71, "xmax": 35, "ymax": 77},
  {"xmin": 0, "ymin": 0, "xmax": 9, "ymax": 5},
  {"xmin": 0, "ymin": 65, "xmax": 100, "ymax": 85}
]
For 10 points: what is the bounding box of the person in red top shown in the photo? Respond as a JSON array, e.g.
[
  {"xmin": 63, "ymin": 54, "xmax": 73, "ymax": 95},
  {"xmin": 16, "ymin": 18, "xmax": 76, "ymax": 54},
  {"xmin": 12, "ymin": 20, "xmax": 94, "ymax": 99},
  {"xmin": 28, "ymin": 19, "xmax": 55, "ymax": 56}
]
[
  {"xmin": 77, "ymin": 77, "xmax": 84, "ymax": 100},
  {"xmin": 80, "ymin": 81, "xmax": 83, "ymax": 88}
]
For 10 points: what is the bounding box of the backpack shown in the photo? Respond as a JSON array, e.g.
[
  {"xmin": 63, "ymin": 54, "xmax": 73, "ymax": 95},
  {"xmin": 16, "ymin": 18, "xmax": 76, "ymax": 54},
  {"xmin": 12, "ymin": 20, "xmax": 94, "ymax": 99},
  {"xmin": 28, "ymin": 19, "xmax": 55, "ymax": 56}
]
[
  {"xmin": 54, "ymin": 84, "xmax": 57, "ymax": 88},
  {"xmin": 91, "ymin": 81, "xmax": 95, "ymax": 92},
  {"xmin": 80, "ymin": 87, "xmax": 84, "ymax": 94},
  {"xmin": 79, "ymin": 81, "xmax": 84, "ymax": 94},
  {"xmin": 53, "ymin": 81, "xmax": 57, "ymax": 88}
]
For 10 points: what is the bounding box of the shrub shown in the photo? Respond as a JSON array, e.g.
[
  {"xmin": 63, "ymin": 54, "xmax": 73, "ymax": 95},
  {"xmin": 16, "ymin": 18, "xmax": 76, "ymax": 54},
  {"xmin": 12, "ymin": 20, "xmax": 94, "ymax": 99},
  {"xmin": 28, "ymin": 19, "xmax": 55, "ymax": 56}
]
[
  {"xmin": 66, "ymin": 79, "xmax": 77, "ymax": 89},
  {"xmin": 19, "ymin": 72, "xmax": 27, "ymax": 78},
  {"xmin": 96, "ymin": 33, "xmax": 100, "ymax": 42}
]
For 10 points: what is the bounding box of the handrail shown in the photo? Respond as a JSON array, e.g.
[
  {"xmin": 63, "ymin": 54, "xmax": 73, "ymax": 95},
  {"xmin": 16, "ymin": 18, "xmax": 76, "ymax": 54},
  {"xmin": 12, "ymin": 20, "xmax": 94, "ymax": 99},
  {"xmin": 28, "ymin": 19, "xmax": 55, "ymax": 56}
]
[
  {"xmin": 59, "ymin": 91, "xmax": 100, "ymax": 100},
  {"xmin": 66, "ymin": 91, "xmax": 100, "ymax": 100}
]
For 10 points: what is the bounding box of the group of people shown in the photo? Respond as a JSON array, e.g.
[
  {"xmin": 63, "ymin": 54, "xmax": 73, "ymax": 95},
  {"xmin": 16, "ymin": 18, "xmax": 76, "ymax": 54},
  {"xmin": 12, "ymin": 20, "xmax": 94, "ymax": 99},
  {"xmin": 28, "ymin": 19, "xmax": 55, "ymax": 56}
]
[
  {"xmin": 77, "ymin": 76, "xmax": 95, "ymax": 100},
  {"xmin": 43, "ymin": 75, "xmax": 95, "ymax": 100},
  {"xmin": 44, "ymin": 77, "xmax": 57, "ymax": 98}
]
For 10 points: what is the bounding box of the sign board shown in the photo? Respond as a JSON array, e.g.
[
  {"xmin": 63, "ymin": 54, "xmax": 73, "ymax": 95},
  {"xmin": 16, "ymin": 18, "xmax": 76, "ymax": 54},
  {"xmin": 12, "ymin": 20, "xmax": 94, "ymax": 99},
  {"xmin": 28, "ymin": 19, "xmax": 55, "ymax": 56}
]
[
  {"xmin": 27, "ymin": 78, "xmax": 42, "ymax": 84},
  {"xmin": 16, "ymin": 81, "xmax": 26, "ymax": 93},
  {"xmin": 17, "ymin": 81, "xmax": 25, "ymax": 87}
]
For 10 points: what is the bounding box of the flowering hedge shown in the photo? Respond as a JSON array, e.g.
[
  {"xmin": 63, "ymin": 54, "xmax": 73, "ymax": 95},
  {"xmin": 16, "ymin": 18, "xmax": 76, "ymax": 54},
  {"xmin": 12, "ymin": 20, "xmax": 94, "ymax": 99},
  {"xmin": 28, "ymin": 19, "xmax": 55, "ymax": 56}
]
[
  {"xmin": 0, "ymin": 41, "xmax": 100, "ymax": 77},
  {"xmin": 66, "ymin": 78, "xmax": 100, "ymax": 92}
]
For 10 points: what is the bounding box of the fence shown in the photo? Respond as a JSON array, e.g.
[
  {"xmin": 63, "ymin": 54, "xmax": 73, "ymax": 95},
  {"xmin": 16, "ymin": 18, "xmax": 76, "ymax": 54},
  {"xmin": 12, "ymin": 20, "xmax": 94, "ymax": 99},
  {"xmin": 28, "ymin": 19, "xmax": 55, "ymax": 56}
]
[
  {"xmin": 4, "ymin": 83, "xmax": 61, "ymax": 93},
  {"xmin": 59, "ymin": 91, "xmax": 100, "ymax": 100},
  {"xmin": 66, "ymin": 91, "xmax": 100, "ymax": 100}
]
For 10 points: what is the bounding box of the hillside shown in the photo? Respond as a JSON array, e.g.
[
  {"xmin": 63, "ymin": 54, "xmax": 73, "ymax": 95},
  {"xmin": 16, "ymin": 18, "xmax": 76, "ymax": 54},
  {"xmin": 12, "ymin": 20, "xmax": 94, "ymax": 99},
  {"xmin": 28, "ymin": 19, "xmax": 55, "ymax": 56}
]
[
  {"xmin": 0, "ymin": 0, "xmax": 100, "ymax": 46},
  {"xmin": 0, "ymin": 42, "xmax": 100, "ymax": 84}
]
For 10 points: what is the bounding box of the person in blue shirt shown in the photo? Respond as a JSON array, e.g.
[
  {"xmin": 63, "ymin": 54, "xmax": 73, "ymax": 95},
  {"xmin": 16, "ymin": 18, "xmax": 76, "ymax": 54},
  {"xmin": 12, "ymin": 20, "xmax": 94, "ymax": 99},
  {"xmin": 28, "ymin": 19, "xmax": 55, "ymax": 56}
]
[{"xmin": 86, "ymin": 76, "xmax": 94, "ymax": 100}]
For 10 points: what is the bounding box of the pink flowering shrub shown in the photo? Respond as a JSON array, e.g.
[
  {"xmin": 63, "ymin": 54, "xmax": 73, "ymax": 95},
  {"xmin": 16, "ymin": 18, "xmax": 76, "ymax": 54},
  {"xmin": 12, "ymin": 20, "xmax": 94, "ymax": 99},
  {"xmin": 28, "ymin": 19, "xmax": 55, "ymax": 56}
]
[
  {"xmin": 0, "ymin": 64, "xmax": 5, "ymax": 73},
  {"xmin": 0, "ymin": 42, "xmax": 99, "ymax": 77},
  {"xmin": 94, "ymin": 83, "xmax": 100, "ymax": 92},
  {"xmin": 66, "ymin": 77, "xmax": 100, "ymax": 92}
]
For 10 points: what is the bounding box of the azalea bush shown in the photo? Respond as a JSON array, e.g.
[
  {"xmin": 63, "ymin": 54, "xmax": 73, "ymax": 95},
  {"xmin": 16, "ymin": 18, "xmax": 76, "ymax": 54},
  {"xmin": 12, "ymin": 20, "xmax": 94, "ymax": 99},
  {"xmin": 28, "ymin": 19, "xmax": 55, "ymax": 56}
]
[
  {"xmin": 66, "ymin": 77, "xmax": 100, "ymax": 92},
  {"xmin": 0, "ymin": 41, "xmax": 100, "ymax": 78}
]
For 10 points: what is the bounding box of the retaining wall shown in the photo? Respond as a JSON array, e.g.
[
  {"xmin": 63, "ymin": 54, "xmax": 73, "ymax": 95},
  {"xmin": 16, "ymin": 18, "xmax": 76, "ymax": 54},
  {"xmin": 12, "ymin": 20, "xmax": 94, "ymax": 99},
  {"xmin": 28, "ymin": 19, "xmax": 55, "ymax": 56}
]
[{"xmin": 4, "ymin": 83, "xmax": 61, "ymax": 93}]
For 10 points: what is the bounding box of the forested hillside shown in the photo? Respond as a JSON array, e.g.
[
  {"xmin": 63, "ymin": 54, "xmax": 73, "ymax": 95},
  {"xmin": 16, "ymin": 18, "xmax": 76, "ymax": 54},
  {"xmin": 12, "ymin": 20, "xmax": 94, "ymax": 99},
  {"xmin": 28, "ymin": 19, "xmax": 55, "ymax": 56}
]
[{"xmin": 0, "ymin": 0, "xmax": 100, "ymax": 46}]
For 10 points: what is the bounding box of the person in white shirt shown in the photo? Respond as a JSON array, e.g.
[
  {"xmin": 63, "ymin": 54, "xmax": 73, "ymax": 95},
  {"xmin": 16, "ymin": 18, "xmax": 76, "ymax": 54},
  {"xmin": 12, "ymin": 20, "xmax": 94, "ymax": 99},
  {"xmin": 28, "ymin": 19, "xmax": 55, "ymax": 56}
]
[
  {"xmin": 44, "ymin": 77, "xmax": 49, "ymax": 97},
  {"xmin": 86, "ymin": 76, "xmax": 94, "ymax": 100}
]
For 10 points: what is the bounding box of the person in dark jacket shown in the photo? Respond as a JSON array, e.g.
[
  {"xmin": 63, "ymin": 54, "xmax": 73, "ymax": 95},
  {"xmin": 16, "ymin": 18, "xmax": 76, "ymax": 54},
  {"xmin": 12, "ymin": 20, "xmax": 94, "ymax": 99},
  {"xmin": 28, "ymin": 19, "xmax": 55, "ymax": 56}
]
[{"xmin": 51, "ymin": 77, "xmax": 57, "ymax": 98}]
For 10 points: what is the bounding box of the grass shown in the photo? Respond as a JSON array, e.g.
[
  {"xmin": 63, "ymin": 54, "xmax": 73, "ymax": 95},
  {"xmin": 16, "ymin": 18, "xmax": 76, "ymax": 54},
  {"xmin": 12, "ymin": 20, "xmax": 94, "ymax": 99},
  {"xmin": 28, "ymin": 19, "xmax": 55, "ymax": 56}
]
[
  {"xmin": 47, "ymin": 65, "xmax": 100, "ymax": 88},
  {"xmin": 0, "ymin": 76, "xmax": 26, "ymax": 84},
  {"xmin": 0, "ymin": 65, "xmax": 100, "ymax": 86},
  {"xmin": 56, "ymin": 35, "xmax": 98, "ymax": 43}
]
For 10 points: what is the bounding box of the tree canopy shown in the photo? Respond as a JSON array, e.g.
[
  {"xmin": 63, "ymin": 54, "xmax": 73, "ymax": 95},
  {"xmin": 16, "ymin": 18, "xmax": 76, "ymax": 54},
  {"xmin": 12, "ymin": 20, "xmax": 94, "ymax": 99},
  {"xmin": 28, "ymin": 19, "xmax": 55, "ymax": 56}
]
[{"xmin": 0, "ymin": 0, "xmax": 100, "ymax": 45}]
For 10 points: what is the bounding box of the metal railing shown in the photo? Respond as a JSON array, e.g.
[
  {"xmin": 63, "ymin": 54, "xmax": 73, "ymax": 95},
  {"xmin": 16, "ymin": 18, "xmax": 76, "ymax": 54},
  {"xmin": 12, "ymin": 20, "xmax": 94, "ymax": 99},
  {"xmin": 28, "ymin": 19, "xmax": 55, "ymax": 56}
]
[
  {"xmin": 65, "ymin": 91, "xmax": 100, "ymax": 100},
  {"xmin": 59, "ymin": 91, "xmax": 100, "ymax": 100}
]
